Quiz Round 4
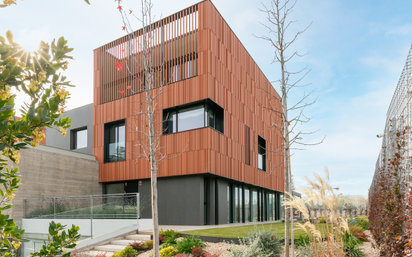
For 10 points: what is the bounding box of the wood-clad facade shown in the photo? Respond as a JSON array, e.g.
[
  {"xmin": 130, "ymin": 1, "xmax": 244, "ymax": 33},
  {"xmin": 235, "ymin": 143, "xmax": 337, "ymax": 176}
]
[{"xmin": 93, "ymin": 0, "xmax": 284, "ymax": 225}]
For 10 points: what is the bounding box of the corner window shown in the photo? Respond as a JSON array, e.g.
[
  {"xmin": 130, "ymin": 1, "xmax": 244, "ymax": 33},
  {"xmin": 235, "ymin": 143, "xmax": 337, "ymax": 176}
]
[
  {"xmin": 71, "ymin": 127, "xmax": 87, "ymax": 149},
  {"xmin": 104, "ymin": 120, "xmax": 126, "ymax": 163},
  {"xmin": 258, "ymin": 135, "xmax": 266, "ymax": 171},
  {"xmin": 163, "ymin": 99, "xmax": 224, "ymax": 134}
]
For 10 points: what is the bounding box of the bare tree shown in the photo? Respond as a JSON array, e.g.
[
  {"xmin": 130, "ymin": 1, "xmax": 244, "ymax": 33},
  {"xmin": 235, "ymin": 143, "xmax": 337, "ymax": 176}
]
[
  {"xmin": 257, "ymin": 0, "xmax": 322, "ymax": 256},
  {"xmin": 115, "ymin": 1, "xmax": 186, "ymax": 256}
]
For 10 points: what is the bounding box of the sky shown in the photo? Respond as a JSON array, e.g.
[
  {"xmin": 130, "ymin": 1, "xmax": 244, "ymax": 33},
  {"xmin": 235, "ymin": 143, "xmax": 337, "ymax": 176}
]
[{"xmin": 2, "ymin": 0, "xmax": 412, "ymax": 197}]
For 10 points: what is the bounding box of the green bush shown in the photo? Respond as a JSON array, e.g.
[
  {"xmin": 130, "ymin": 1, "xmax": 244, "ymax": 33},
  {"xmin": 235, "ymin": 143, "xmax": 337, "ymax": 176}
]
[
  {"xmin": 143, "ymin": 240, "xmax": 153, "ymax": 249},
  {"xmin": 343, "ymin": 231, "xmax": 364, "ymax": 257},
  {"xmin": 160, "ymin": 229, "xmax": 180, "ymax": 240},
  {"xmin": 175, "ymin": 237, "xmax": 205, "ymax": 254},
  {"xmin": 295, "ymin": 235, "xmax": 309, "ymax": 248},
  {"xmin": 159, "ymin": 246, "xmax": 178, "ymax": 257},
  {"xmin": 348, "ymin": 218, "xmax": 370, "ymax": 230},
  {"xmin": 228, "ymin": 227, "xmax": 283, "ymax": 257},
  {"xmin": 355, "ymin": 216, "xmax": 367, "ymax": 220},
  {"xmin": 317, "ymin": 216, "xmax": 327, "ymax": 223},
  {"xmin": 349, "ymin": 225, "xmax": 364, "ymax": 234},
  {"xmin": 112, "ymin": 246, "xmax": 137, "ymax": 257}
]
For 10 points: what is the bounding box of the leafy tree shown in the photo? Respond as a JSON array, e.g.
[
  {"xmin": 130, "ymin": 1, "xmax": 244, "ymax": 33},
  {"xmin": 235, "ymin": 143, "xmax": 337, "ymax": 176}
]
[{"xmin": 0, "ymin": 30, "xmax": 80, "ymax": 256}]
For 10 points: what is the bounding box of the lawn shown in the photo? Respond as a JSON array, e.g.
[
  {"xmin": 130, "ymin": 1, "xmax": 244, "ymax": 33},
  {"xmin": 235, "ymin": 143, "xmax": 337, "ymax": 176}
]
[{"xmin": 181, "ymin": 222, "xmax": 329, "ymax": 239}]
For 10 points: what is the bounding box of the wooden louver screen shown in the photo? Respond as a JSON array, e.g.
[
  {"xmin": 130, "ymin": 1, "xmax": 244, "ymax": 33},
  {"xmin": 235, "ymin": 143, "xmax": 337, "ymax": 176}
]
[{"xmin": 98, "ymin": 4, "xmax": 199, "ymax": 104}]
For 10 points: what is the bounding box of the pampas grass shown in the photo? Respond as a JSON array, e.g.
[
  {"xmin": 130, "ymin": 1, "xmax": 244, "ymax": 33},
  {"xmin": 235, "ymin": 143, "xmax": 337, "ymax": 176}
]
[{"xmin": 284, "ymin": 168, "xmax": 359, "ymax": 257}]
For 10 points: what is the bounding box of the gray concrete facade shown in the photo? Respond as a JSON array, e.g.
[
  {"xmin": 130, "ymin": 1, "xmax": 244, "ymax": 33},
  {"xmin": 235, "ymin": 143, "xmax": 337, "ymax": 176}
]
[
  {"xmin": 45, "ymin": 104, "xmax": 93, "ymax": 155},
  {"xmin": 103, "ymin": 174, "xmax": 281, "ymax": 226},
  {"xmin": 4, "ymin": 145, "xmax": 101, "ymax": 221}
]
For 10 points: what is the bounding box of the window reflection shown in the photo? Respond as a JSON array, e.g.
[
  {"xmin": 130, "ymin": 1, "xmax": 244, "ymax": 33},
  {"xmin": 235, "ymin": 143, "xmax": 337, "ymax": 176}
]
[{"xmin": 104, "ymin": 120, "xmax": 126, "ymax": 163}]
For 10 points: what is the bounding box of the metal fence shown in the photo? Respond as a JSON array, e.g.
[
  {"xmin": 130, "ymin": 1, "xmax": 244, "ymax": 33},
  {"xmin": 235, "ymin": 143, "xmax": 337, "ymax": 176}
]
[{"xmin": 23, "ymin": 193, "xmax": 140, "ymax": 219}]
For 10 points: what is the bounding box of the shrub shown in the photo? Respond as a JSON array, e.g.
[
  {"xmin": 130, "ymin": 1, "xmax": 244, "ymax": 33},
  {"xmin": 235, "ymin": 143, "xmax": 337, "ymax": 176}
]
[
  {"xmin": 228, "ymin": 227, "xmax": 282, "ymax": 257},
  {"xmin": 160, "ymin": 229, "xmax": 180, "ymax": 240},
  {"xmin": 191, "ymin": 246, "xmax": 206, "ymax": 257},
  {"xmin": 317, "ymin": 216, "xmax": 327, "ymax": 223},
  {"xmin": 349, "ymin": 225, "xmax": 364, "ymax": 234},
  {"xmin": 112, "ymin": 246, "xmax": 137, "ymax": 257},
  {"xmin": 143, "ymin": 240, "xmax": 153, "ymax": 249},
  {"xmin": 295, "ymin": 235, "xmax": 310, "ymax": 248},
  {"xmin": 174, "ymin": 254, "xmax": 189, "ymax": 257},
  {"xmin": 175, "ymin": 237, "xmax": 205, "ymax": 254},
  {"xmin": 129, "ymin": 241, "xmax": 146, "ymax": 251},
  {"xmin": 159, "ymin": 246, "xmax": 178, "ymax": 257},
  {"xmin": 358, "ymin": 220, "xmax": 370, "ymax": 230},
  {"xmin": 355, "ymin": 216, "xmax": 367, "ymax": 220},
  {"xmin": 348, "ymin": 218, "xmax": 370, "ymax": 230},
  {"xmin": 354, "ymin": 232, "xmax": 369, "ymax": 242},
  {"xmin": 343, "ymin": 231, "xmax": 364, "ymax": 257},
  {"xmin": 159, "ymin": 235, "xmax": 167, "ymax": 244}
]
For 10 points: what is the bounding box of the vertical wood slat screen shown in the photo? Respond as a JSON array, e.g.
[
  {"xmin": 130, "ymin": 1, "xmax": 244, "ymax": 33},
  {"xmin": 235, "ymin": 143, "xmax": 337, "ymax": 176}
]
[{"xmin": 98, "ymin": 4, "xmax": 199, "ymax": 105}]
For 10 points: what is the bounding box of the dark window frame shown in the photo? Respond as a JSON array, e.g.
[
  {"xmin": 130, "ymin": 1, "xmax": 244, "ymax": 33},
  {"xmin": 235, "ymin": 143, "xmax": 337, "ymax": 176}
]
[
  {"xmin": 104, "ymin": 119, "xmax": 126, "ymax": 163},
  {"xmin": 163, "ymin": 98, "xmax": 224, "ymax": 135},
  {"xmin": 71, "ymin": 126, "xmax": 87, "ymax": 150},
  {"xmin": 258, "ymin": 135, "xmax": 266, "ymax": 172},
  {"xmin": 245, "ymin": 125, "xmax": 250, "ymax": 165}
]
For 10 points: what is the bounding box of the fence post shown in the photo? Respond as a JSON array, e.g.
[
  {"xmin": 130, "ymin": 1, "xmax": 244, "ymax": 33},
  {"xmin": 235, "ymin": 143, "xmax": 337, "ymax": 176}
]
[
  {"xmin": 90, "ymin": 195, "xmax": 93, "ymax": 239},
  {"xmin": 53, "ymin": 198, "xmax": 56, "ymax": 220}
]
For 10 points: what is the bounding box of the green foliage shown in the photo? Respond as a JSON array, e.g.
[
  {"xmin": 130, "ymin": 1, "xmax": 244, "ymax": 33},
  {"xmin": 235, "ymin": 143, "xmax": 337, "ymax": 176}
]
[
  {"xmin": 0, "ymin": 30, "xmax": 78, "ymax": 255},
  {"xmin": 175, "ymin": 237, "xmax": 205, "ymax": 254},
  {"xmin": 295, "ymin": 235, "xmax": 309, "ymax": 248},
  {"xmin": 343, "ymin": 231, "xmax": 364, "ymax": 257},
  {"xmin": 29, "ymin": 221, "xmax": 80, "ymax": 257},
  {"xmin": 113, "ymin": 246, "xmax": 137, "ymax": 257},
  {"xmin": 143, "ymin": 240, "xmax": 153, "ymax": 249},
  {"xmin": 160, "ymin": 229, "xmax": 180, "ymax": 240},
  {"xmin": 349, "ymin": 225, "xmax": 364, "ymax": 234},
  {"xmin": 228, "ymin": 227, "xmax": 283, "ymax": 257},
  {"xmin": 347, "ymin": 218, "xmax": 370, "ymax": 231},
  {"xmin": 355, "ymin": 216, "xmax": 367, "ymax": 220},
  {"xmin": 317, "ymin": 216, "xmax": 327, "ymax": 223},
  {"xmin": 159, "ymin": 246, "xmax": 178, "ymax": 257}
]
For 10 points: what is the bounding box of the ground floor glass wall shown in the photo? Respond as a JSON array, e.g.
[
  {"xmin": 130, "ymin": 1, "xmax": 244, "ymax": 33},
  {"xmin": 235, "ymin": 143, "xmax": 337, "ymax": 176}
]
[{"xmin": 227, "ymin": 183, "xmax": 281, "ymax": 223}]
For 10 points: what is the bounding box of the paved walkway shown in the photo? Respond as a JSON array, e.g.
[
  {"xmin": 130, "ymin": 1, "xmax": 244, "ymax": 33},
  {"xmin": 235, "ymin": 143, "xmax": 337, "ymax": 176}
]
[{"xmin": 152, "ymin": 220, "xmax": 282, "ymax": 232}]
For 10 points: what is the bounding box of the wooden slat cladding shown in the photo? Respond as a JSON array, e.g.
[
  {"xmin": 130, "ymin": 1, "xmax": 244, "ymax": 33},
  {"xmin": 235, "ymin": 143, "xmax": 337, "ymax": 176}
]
[
  {"xmin": 97, "ymin": 4, "xmax": 199, "ymax": 105},
  {"xmin": 93, "ymin": 0, "xmax": 284, "ymax": 193}
]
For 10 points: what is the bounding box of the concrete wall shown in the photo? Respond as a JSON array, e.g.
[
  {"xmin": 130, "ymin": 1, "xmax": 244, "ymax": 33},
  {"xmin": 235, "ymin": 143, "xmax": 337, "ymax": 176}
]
[
  {"xmin": 4, "ymin": 145, "xmax": 102, "ymax": 221},
  {"xmin": 45, "ymin": 104, "xmax": 93, "ymax": 155}
]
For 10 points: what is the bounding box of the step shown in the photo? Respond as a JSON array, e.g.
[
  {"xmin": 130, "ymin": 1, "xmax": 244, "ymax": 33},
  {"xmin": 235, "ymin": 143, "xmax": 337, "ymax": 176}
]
[
  {"xmin": 111, "ymin": 239, "xmax": 142, "ymax": 246},
  {"xmin": 94, "ymin": 244, "xmax": 126, "ymax": 252},
  {"xmin": 82, "ymin": 251, "xmax": 114, "ymax": 257},
  {"xmin": 125, "ymin": 234, "xmax": 151, "ymax": 241}
]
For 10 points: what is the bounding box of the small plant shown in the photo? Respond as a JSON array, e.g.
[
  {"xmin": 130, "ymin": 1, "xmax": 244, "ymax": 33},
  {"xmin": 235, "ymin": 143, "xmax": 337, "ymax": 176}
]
[
  {"xmin": 159, "ymin": 246, "xmax": 178, "ymax": 257},
  {"xmin": 174, "ymin": 254, "xmax": 189, "ymax": 257},
  {"xmin": 343, "ymin": 231, "xmax": 364, "ymax": 257},
  {"xmin": 143, "ymin": 240, "xmax": 153, "ymax": 249},
  {"xmin": 295, "ymin": 235, "xmax": 309, "ymax": 248},
  {"xmin": 228, "ymin": 227, "xmax": 282, "ymax": 257},
  {"xmin": 317, "ymin": 216, "xmax": 327, "ymax": 223},
  {"xmin": 191, "ymin": 246, "xmax": 206, "ymax": 257},
  {"xmin": 116, "ymin": 246, "xmax": 137, "ymax": 257},
  {"xmin": 129, "ymin": 241, "xmax": 146, "ymax": 251},
  {"xmin": 159, "ymin": 235, "xmax": 167, "ymax": 244},
  {"xmin": 176, "ymin": 237, "xmax": 205, "ymax": 254},
  {"xmin": 349, "ymin": 225, "xmax": 364, "ymax": 234},
  {"xmin": 160, "ymin": 229, "xmax": 180, "ymax": 240},
  {"xmin": 354, "ymin": 232, "xmax": 369, "ymax": 242}
]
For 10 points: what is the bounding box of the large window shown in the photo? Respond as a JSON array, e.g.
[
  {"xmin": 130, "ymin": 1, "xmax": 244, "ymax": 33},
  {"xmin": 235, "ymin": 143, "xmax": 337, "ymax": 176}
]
[
  {"xmin": 104, "ymin": 120, "xmax": 126, "ymax": 163},
  {"xmin": 258, "ymin": 135, "xmax": 266, "ymax": 171},
  {"xmin": 71, "ymin": 127, "xmax": 87, "ymax": 149},
  {"xmin": 163, "ymin": 99, "xmax": 224, "ymax": 134}
]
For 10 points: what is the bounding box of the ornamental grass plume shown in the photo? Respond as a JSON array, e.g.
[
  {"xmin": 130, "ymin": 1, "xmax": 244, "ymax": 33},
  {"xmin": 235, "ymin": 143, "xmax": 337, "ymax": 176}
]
[{"xmin": 284, "ymin": 168, "xmax": 363, "ymax": 257}]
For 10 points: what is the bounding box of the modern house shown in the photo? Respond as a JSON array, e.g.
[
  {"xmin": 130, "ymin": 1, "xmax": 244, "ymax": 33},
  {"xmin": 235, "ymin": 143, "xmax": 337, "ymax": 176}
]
[
  {"xmin": 40, "ymin": 0, "xmax": 285, "ymax": 226},
  {"xmin": 91, "ymin": 0, "xmax": 284, "ymax": 226}
]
